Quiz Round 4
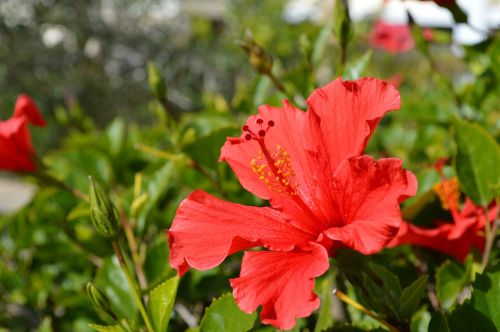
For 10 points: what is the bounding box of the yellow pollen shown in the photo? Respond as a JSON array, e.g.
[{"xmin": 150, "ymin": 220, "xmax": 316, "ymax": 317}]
[
  {"xmin": 433, "ymin": 177, "xmax": 460, "ymax": 211},
  {"xmin": 249, "ymin": 144, "xmax": 297, "ymax": 196}
]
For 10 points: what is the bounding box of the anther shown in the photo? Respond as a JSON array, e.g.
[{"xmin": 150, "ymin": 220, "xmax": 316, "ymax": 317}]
[
  {"xmin": 242, "ymin": 125, "xmax": 249, "ymax": 131},
  {"xmin": 245, "ymin": 134, "xmax": 252, "ymax": 141},
  {"xmin": 268, "ymin": 120, "xmax": 274, "ymax": 127},
  {"xmin": 258, "ymin": 130, "xmax": 266, "ymax": 137},
  {"xmin": 256, "ymin": 118, "xmax": 264, "ymax": 124}
]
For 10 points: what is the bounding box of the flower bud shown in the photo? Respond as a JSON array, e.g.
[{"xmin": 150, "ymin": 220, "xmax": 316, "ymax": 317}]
[
  {"xmin": 238, "ymin": 30, "xmax": 273, "ymax": 75},
  {"xmin": 147, "ymin": 61, "xmax": 167, "ymax": 101},
  {"xmin": 88, "ymin": 176, "xmax": 120, "ymax": 238},
  {"xmin": 333, "ymin": 0, "xmax": 352, "ymax": 49},
  {"xmin": 86, "ymin": 282, "xmax": 114, "ymax": 317}
]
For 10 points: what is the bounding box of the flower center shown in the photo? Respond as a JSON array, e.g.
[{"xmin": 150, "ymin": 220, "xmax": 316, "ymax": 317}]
[
  {"xmin": 244, "ymin": 118, "xmax": 297, "ymax": 196},
  {"xmin": 250, "ymin": 145, "xmax": 297, "ymax": 196},
  {"xmin": 433, "ymin": 177, "xmax": 460, "ymax": 211}
]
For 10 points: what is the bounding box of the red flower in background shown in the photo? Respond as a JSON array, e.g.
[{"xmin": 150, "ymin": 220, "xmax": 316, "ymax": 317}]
[
  {"xmin": 168, "ymin": 78, "xmax": 417, "ymax": 329},
  {"xmin": 389, "ymin": 162, "xmax": 497, "ymax": 261},
  {"xmin": 0, "ymin": 95, "xmax": 46, "ymax": 172},
  {"xmin": 370, "ymin": 20, "xmax": 415, "ymax": 53}
]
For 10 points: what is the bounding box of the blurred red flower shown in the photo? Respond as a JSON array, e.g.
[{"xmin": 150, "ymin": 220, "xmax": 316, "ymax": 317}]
[
  {"xmin": 390, "ymin": 199, "xmax": 497, "ymax": 261},
  {"xmin": 389, "ymin": 162, "xmax": 497, "ymax": 261},
  {"xmin": 0, "ymin": 95, "xmax": 46, "ymax": 172},
  {"xmin": 370, "ymin": 20, "xmax": 415, "ymax": 53},
  {"xmin": 167, "ymin": 78, "xmax": 417, "ymax": 329}
]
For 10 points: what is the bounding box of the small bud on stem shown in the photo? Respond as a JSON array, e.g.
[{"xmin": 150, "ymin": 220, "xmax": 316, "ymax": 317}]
[
  {"xmin": 147, "ymin": 61, "xmax": 167, "ymax": 102},
  {"xmin": 86, "ymin": 282, "xmax": 116, "ymax": 318},
  {"xmin": 88, "ymin": 176, "xmax": 120, "ymax": 238}
]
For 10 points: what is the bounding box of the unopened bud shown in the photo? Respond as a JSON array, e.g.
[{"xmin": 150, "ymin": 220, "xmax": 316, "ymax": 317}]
[
  {"xmin": 88, "ymin": 176, "xmax": 120, "ymax": 238},
  {"xmin": 238, "ymin": 30, "xmax": 273, "ymax": 75},
  {"xmin": 333, "ymin": 0, "xmax": 352, "ymax": 49},
  {"xmin": 147, "ymin": 61, "xmax": 167, "ymax": 101},
  {"xmin": 86, "ymin": 282, "xmax": 114, "ymax": 317}
]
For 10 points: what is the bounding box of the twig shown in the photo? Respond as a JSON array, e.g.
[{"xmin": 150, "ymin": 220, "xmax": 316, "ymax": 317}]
[
  {"xmin": 481, "ymin": 205, "xmax": 498, "ymax": 271},
  {"xmin": 112, "ymin": 241, "xmax": 154, "ymax": 332},
  {"xmin": 119, "ymin": 210, "xmax": 148, "ymax": 291},
  {"xmin": 267, "ymin": 71, "xmax": 295, "ymax": 102}
]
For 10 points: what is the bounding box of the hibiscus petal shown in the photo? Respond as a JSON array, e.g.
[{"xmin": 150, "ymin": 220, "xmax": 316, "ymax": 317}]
[
  {"xmin": 307, "ymin": 77, "xmax": 400, "ymax": 169},
  {"xmin": 388, "ymin": 221, "xmax": 479, "ymax": 262},
  {"xmin": 167, "ymin": 190, "xmax": 312, "ymax": 274},
  {"xmin": 13, "ymin": 95, "xmax": 46, "ymax": 127},
  {"xmin": 220, "ymin": 101, "xmax": 338, "ymax": 234},
  {"xmin": 324, "ymin": 156, "xmax": 417, "ymax": 254},
  {"xmin": 230, "ymin": 243, "xmax": 329, "ymax": 330},
  {"xmin": 0, "ymin": 117, "xmax": 36, "ymax": 171}
]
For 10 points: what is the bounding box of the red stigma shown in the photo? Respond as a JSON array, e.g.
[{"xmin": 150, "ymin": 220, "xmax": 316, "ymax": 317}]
[{"xmin": 242, "ymin": 118, "xmax": 274, "ymax": 141}]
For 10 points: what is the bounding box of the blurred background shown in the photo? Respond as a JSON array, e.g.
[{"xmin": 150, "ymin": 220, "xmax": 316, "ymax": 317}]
[{"xmin": 1, "ymin": 0, "xmax": 498, "ymax": 150}]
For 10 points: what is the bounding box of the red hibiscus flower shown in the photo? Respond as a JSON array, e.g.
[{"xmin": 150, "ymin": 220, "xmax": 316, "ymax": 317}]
[
  {"xmin": 0, "ymin": 95, "xmax": 46, "ymax": 172},
  {"xmin": 168, "ymin": 78, "xmax": 417, "ymax": 329},
  {"xmin": 389, "ymin": 162, "xmax": 497, "ymax": 262},
  {"xmin": 370, "ymin": 20, "xmax": 415, "ymax": 53}
]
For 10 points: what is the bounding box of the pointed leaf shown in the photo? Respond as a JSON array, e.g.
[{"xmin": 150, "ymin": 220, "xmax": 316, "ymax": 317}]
[
  {"xmin": 199, "ymin": 293, "xmax": 256, "ymax": 332},
  {"xmin": 148, "ymin": 275, "xmax": 180, "ymax": 332},
  {"xmin": 399, "ymin": 275, "xmax": 428, "ymax": 320},
  {"xmin": 435, "ymin": 260, "xmax": 469, "ymax": 311},
  {"xmin": 94, "ymin": 257, "xmax": 137, "ymax": 320},
  {"xmin": 448, "ymin": 261, "xmax": 500, "ymax": 331},
  {"xmin": 314, "ymin": 274, "xmax": 334, "ymax": 332},
  {"xmin": 336, "ymin": 249, "xmax": 401, "ymax": 320},
  {"xmin": 454, "ymin": 118, "xmax": 500, "ymax": 206}
]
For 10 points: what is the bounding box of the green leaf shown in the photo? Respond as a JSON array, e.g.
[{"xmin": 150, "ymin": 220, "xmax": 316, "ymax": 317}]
[
  {"xmin": 428, "ymin": 311, "xmax": 449, "ymax": 332},
  {"xmin": 336, "ymin": 249, "xmax": 401, "ymax": 320},
  {"xmin": 454, "ymin": 118, "xmax": 500, "ymax": 205},
  {"xmin": 137, "ymin": 161, "xmax": 176, "ymax": 233},
  {"xmin": 448, "ymin": 261, "xmax": 500, "ymax": 331},
  {"xmin": 148, "ymin": 275, "xmax": 179, "ymax": 332},
  {"xmin": 410, "ymin": 305, "xmax": 431, "ymax": 332},
  {"xmin": 106, "ymin": 118, "xmax": 127, "ymax": 158},
  {"xmin": 88, "ymin": 323, "xmax": 126, "ymax": 332},
  {"xmin": 435, "ymin": 260, "xmax": 469, "ymax": 311},
  {"xmin": 343, "ymin": 50, "xmax": 372, "ymax": 80},
  {"xmin": 314, "ymin": 274, "xmax": 334, "ymax": 332},
  {"xmin": 199, "ymin": 293, "xmax": 256, "ymax": 332},
  {"xmin": 94, "ymin": 257, "xmax": 137, "ymax": 320},
  {"xmin": 144, "ymin": 237, "xmax": 175, "ymax": 285},
  {"xmin": 183, "ymin": 127, "xmax": 238, "ymax": 169},
  {"xmin": 312, "ymin": 26, "xmax": 331, "ymax": 66},
  {"xmin": 399, "ymin": 275, "xmax": 428, "ymax": 320}
]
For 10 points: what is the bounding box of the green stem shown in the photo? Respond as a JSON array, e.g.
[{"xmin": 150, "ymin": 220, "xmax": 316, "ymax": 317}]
[
  {"xmin": 119, "ymin": 210, "xmax": 148, "ymax": 291},
  {"xmin": 112, "ymin": 241, "xmax": 154, "ymax": 332},
  {"xmin": 481, "ymin": 205, "xmax": 498, "ymax": 271},
  {"xmin": 267, "ymin": 71, "xmax": 295, "ymax": 102}
]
